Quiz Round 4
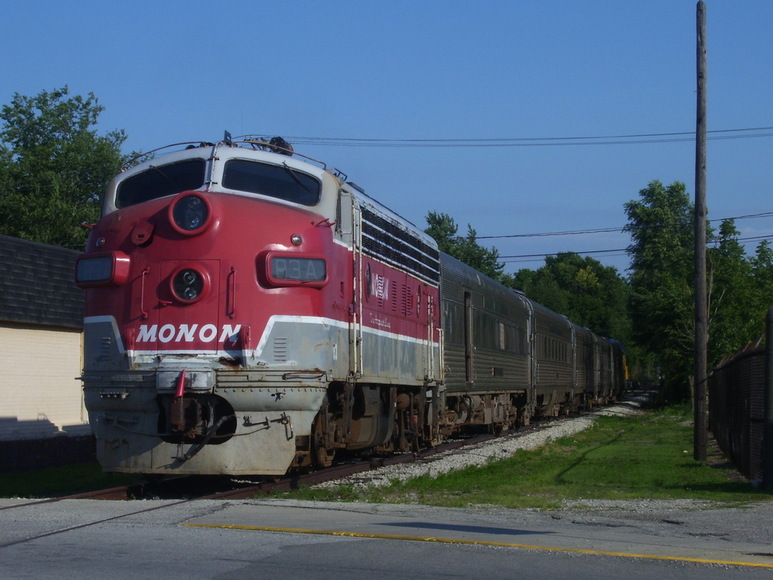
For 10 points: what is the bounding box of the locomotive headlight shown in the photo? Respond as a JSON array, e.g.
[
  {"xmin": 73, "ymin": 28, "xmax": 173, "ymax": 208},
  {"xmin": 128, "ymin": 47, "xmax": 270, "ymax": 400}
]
[
  {"xmin": 75, "ymin": 251, "xmax": 131, "ymax": 287},
  {"xmin": 171, "ymin": 267, "xmax": 209, "ymax": 302},
  {"xmin": 169, "ymin": 192, "xmax": 211, "ymax": 235}
]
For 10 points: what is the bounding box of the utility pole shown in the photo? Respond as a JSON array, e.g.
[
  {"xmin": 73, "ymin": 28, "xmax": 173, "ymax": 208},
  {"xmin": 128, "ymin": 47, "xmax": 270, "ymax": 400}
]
[
  {"xmin": 694, "ymin": 0, "xmax": 708, "ymax": 462},
  {"xmin": 765, "ymin": 308, "xmax": 773, "ymax": 489}
]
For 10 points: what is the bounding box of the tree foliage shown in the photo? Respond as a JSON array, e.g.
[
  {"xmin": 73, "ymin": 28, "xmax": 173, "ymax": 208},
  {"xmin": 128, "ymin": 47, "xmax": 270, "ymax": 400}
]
[
  {"xmin": 707, "ymin": 220, "xmax": 772, "ymax": 359},
  {"xmin": 752, "ymin": 240, "xmax": 773, "ymax": 301},
  {"xmin": 624, "ymin": 180, "xmax": 695, "ymax": 387},
  {"xmin": 0, "ymin": 86, "xmax": 127, "ymax": 249},
  {"xmin": 624, "ymin": 180, "xmax": 773, "ymax": 396},
  {"xmin": 424, "ymin": 211, "xmax": 504, "ymax": 281},
  {"xmin": 508, "ymin": 252, "xmax": 631, "ymax": 343}
]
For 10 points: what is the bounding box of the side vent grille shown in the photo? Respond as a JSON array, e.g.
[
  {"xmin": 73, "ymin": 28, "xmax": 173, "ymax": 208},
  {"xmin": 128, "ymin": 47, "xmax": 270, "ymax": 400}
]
[
  {"xmin": 360, "ymin": 206, "xmax": 440, "ymax": 285},
  {"xmin": 273, "ymin": 337, "xmax": 288, "ymax": 362}
]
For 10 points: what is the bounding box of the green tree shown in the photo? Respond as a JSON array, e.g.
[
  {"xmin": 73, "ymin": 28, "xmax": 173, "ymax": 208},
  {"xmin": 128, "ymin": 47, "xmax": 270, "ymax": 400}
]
[
  {"xmin": 624, "ymin": 180, "xmax": 695, "ymax": 394},
  {"xmin": 0, "ymin": 86, "xmax": 127, "ymax": 249},
  {"xmin": 425, "ymin": 211, "xmax": 504, "ymax": 281},
  {"xmin": 751, "ymin": 240, "xmax": 773, "ymax": 311},
  {"xmin": 506, "ymin": 266, "xmax": 570, "ymax": 317},
  {"xmin": 708, "ymin": 224, "xmax": 773, "ymax": 362},
  {"xmin": 707, "ymin": 220, "xmax": 759, "ymax": 359},
  {"xmin": 509, "ymin": 252, "xmax": 631, "ymax": 342}
]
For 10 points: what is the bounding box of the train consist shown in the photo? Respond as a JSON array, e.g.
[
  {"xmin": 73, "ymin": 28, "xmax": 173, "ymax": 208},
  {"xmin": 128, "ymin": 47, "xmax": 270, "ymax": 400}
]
[{"xmin": 76, "ymin": 136, "xmax": 626, "ymax": 476}]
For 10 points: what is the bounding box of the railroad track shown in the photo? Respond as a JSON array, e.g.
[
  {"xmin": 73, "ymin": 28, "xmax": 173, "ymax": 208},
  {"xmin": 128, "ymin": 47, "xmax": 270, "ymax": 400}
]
[
  {"xmin": 205, "ymin": 431, "xmax": 500, "ymax": 499},
  {"xmin": 0, "ymin": 431, "xmax": 510, "ymax": 506},
  {"xmin": 0, "ymin": 409, "xmax": 595, "ymax": 508}
]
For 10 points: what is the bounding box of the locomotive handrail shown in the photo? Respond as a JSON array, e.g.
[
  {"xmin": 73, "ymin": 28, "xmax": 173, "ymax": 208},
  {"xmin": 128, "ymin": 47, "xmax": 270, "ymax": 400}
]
[
  {"xmin": 121, "ymin": 141, "xmax": 215, "ymax": 170},
  {"xmin": 120, "ymin": 137, "xmax": 330, "ymax": 173},
  {"xmin": 139, "ymin": 267, "xmax": 150, "ymax": 320},
  {"xmin": 236, "ymin": 137, "xmax": 328, "ymax": 170},
  {"xmin": 227, "ymin": 266, "xmax": 237, "ymax": 319}
]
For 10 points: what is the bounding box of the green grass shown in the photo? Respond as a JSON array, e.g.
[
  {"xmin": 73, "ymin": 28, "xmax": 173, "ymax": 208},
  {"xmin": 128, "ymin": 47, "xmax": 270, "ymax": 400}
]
[
  {"xmin": 286, "ymin": 404, "xmax": 773, "ymax": 509},
  {"xmin": 0, "ymin": 463, "xmax": 138, "ymax": 498},
  {"xmin": 4, "ymin": 405, "xmax": 772, "ymax": 508}
]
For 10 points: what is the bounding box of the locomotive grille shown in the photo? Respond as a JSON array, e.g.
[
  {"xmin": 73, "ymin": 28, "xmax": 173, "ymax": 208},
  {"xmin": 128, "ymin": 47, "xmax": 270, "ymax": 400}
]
[{"xmin": 361, "ymin": 207, "xmax": 440, "ymax": 286}]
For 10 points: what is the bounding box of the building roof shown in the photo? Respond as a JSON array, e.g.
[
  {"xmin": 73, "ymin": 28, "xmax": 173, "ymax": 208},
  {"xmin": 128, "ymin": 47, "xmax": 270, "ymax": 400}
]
[{"xmin": 0, "ymin": 235, "xmax": 84, "ymax": 329}]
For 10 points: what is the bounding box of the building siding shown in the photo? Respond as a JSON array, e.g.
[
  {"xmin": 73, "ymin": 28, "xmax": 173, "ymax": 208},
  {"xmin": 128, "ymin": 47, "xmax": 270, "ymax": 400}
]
[
  {"xmin": 0, "ymin": 235, "xmax": 88, "ymax": 444},
  {"xmin": 0, "ymin": 324, "xmax": 88, "ymax": 440}
]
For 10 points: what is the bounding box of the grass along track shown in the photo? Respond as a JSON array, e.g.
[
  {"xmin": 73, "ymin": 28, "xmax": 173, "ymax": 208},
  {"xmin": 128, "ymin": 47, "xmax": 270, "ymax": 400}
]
[
  {"xmin": 3, "ymin": 394, "xmax": 771, "ymax": 508},
  {"xmin": 285, "ymin": 399, "xmax": 773, "ymax": 509}
]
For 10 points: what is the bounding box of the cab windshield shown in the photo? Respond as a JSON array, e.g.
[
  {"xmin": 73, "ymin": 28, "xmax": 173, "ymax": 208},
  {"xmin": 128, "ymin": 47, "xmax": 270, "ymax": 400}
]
[
  {"xmin": 116, "ymin": 159, "xmax": 207, "ymax": 208},
  {"xmin": 222, "ymin": 159, "xmax": 320, "ymax": 206}
]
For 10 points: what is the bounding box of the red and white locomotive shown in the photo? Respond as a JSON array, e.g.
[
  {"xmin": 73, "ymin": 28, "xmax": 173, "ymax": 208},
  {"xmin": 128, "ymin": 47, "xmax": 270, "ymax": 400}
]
[{"xmin": 76, "ymin": 136, "xmax": 625, "ymax": 476}]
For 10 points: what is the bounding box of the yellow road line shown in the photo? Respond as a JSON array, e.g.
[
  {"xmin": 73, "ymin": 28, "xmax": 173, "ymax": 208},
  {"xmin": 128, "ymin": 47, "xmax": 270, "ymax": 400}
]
[{"xmin": 182, "ymin": 523, "xmax": 773, "ymax": 569}]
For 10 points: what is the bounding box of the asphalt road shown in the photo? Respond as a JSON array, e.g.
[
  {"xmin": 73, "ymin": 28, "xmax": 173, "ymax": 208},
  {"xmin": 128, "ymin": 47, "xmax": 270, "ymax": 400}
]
[{"xmin": 1, "ymin": 497, "xmax": 772, "ymax": 579}]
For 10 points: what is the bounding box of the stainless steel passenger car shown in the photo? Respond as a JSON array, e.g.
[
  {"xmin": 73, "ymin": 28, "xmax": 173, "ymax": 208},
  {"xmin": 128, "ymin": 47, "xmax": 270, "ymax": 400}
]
[{"xmin": 435, "ymin": 253, "xmax": 625, "ymax": 435}]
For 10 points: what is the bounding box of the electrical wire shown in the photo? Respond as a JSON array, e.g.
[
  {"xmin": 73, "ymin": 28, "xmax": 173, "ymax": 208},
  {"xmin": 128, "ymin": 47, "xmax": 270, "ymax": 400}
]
[
  {"xmin": 240, "ymin": 128, "xmax": 773, "ymax": 262},
  {"xmin": 262, "ymin": 126, "xmax": 773, "ymax": 148},
  {"xmin": 478, "ymin": 210, "xmax": 773, "ymax": 240},
  {"xmin": 497, "ymin": 234, "xmax": 773, "ymax": 264}
]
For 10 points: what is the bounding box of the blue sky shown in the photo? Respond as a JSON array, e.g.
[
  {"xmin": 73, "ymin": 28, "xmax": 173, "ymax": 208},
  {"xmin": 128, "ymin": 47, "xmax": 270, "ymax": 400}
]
[{"xmin": 3, "ymin": 1, "xmax": 771, "ymax": 275}]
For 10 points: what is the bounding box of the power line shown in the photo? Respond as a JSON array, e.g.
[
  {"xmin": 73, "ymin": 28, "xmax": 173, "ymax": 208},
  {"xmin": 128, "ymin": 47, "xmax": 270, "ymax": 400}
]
[
  {"xmin": 500, "ymin": 248, "xmax": 628, "ymax": 260},
  {"xmin": 470, "ymin": 211, "xmax": 773, "ymax": 266},
  {"xmin": 479, "ymin": 227, "xmax": 621, "ymax": 240},
  {"xmin": 497, "ymin": 234, "xmax": 773, "ymax": 264},
  {"xmin": 724, "ymin": 234, "xmax": 773, "ymax": 245},
  {"xmin": 266, "ymin": 126, "xmax": 773, "ymax": 149},
  {"xmin": 478, "ymin": 210, "xmax": 773, "ymax": 240}
]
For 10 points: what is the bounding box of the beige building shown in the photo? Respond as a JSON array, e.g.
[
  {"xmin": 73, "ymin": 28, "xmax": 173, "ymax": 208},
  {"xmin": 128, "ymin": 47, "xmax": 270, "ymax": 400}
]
[{"xmin": 0, "ymin": 235, "xmax": 89, "ymax": 441}]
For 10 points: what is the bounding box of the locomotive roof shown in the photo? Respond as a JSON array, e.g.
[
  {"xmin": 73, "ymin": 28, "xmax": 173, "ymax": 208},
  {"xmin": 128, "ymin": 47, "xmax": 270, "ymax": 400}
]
[{"xmin": 105, "ymin": 138, "xmax": 437, "ymax": 250}]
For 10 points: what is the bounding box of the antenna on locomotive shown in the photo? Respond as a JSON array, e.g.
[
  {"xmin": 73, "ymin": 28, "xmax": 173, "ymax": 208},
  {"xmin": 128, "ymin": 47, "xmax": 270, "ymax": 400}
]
[{"xmin": 223, "ymin": 130, "xmax": 233, "ymax": 146}]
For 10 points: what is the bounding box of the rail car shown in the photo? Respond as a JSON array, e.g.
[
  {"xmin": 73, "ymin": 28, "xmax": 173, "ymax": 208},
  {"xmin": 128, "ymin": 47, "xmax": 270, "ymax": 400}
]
[{"xmin": 76, "ymin": 136, "xmax": 625, "ymax": 476}]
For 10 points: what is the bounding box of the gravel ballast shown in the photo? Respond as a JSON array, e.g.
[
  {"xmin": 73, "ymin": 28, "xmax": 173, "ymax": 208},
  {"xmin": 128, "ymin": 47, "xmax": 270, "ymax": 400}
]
[{"xmin": 316, "ymin": 394, "xmax": 650, "ymax": 490}]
